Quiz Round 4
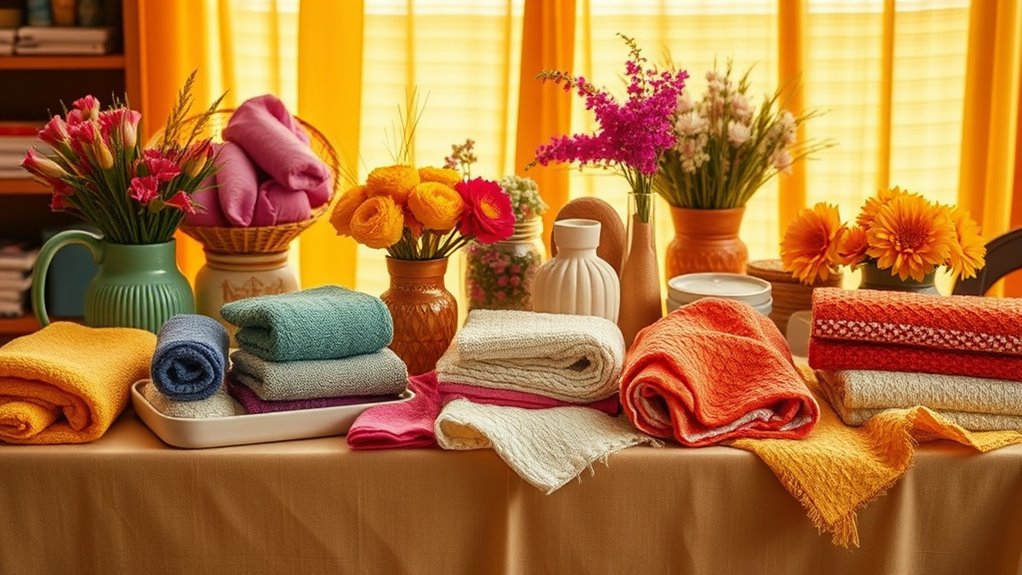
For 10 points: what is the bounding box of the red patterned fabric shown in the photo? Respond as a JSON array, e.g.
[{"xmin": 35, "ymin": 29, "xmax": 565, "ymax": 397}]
[{"xmin": 808, "ymin": 288, "xmax": 1022, "ymax": 380}]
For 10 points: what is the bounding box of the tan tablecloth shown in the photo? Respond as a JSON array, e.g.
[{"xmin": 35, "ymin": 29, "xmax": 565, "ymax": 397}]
[{"xmin": 1, "ymin": 411, "xmax": 1021, "ymax": 574}]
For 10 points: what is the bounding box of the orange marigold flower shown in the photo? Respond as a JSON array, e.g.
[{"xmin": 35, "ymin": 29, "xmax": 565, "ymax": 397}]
[
  {"xmin": 780, "ymin": 202, "xmax": 846, "ymax": 285},
  {"xmin": 418, "ymin": 166, "xmax": 462, "ymax": 188},
  {"xmin": 865, "ymin": 195, "xmax": 955, "ymax": 282},
  {"xmin": 838, "ymin": 225, "xmax": 868, "ymax": 266},
  {"xmin": 856, "ymin": 186, "xmax": 920, "ymax": 229},
  {"xmin": 350, "ymin": 195, "xmax": 405, "ymax": 249},
  {"xmin": 948, "ymin": 206, "xmax": 986, "ymax": 279},
  {"xmin": 407, "ymin": 182, "xmax": 464, "ymax": 231},
  {"xmin": 365, "ymin": 165, "xmax": 419, "ymax": 205},
  {"xmin": 330, "ymin": 185, "xmax": 368, "ymax": 236}
]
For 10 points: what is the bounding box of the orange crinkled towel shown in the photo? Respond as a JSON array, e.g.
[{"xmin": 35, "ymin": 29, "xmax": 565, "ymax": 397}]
[{"xmin": 620, "ymin": 298, "xmax": 819, "ymax": 447}]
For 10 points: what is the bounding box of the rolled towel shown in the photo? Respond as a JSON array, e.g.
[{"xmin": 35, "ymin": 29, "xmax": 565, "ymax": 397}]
[
  {"xmin": 229, "ymin": 347, "xmax": 407, "ymax": 401},
  {"xmin": 620, "ymin": 298, "xmax": 819, "ymax": 447},
  {"xmin": 222, "ymin": 95, "xmax": 329, "ymax": 191},
  {"xmin": 435, "ymin": 310, "xmax": 625, "ymax": 403},
  {"xmin": 150, "ymin": 314, "xmax": 229, "ymax": 402},
  {"xmin": 251, "ymin": 180, "xmax": 313, "ymax": 226},
  {"xmin": 226, "ymin": 379, "xmax": 400, "ymax": 415},
  {"xmin": 142, "ymin": 381, "xmax": 239, "ymax": 419},
  {"xmin": 220, "ymin": 285, "xmax": 393, "ymax": 362},
  {"xmin": 0, "ymin": 322, "xmax": 156, "ymax": 444},
  {"xmin": 808, "ymin": 288, "xmax": 1022, "ymax": 380},
  {"xmin": 184, "ymin": 171, "xmax": 228, "ymax": 227},
  {"xmin": 215, "ymin": 141, "xmax": 260, "ymax": 227}
]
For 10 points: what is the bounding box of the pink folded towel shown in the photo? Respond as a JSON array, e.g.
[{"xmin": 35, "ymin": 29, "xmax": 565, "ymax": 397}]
[
  {"xmin": 226, "ymin": 378, "xmax": 399, "ymax": 414},
  {"xmin": 252, "ymin": 180, "xmax": 314, "ymax": 226},
  {"xmin": 223, "ymin": 95, "xmax": 329, "ymax": 192},
  {"xmin": 215, "ymin": 141, "xmax": 260, "ymax": 227},
  {"xmin": 185, "ymin": 171, "xmax": 229, "ymax": 227},
  {"xmin": 438, "ymin": 381, "xmax": 621, "ymax": 415}
]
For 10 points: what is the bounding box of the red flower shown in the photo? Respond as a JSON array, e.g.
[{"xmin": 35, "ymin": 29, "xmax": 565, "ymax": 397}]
[
  {"xmin": 38, "ymin": 116, "xmax": 70, "ymax": 148},
  {"xmin": 456, "ymin": 178, "xmax": 515, "ymax": 244},
  {"xmin": 142, "ymin": 149, "xmax": 181, "ymax": 182},
  {"xmin": 165, "ymin": 191, "xmax": 196, "ymax": 214},
  {"xmin": 99, "ymin": 108, "xmax": 142, "ymax": 149},
  {"xmin": 72, "ymin": 95, "xmax": 101, "ymax": 122},
  {"xmin": 129, "ymin": 176, "xmax": 160, "ymax": 205}
]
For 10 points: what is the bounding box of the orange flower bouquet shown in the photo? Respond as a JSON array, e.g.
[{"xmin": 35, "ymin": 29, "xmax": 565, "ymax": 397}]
[{"xmin": 780, "ymin": 187, "xmax": 986, "ymax": 286}]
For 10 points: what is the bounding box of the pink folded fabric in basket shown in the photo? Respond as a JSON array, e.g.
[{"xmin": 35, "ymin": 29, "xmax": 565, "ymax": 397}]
[
  {"xmin": 252, "ymin": 181, "xmax": 313, "ymax": 226},
  {"xmin": 222, "ymin": 95, "xmax": 329, "ymax": 192},
  {"xmin": 226, "ymin": 378, "xmax": 399, "ymax": 415},
  {"xmin": 185, "ymin": 171, "xmax": 229, "ymax": 227},
  {"xmin": 215, "ymin": 141, "xmax": 260, "ymax": 227}
]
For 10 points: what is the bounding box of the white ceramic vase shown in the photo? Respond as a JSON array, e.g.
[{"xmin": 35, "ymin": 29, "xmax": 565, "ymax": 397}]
[{"xmin": 532, "ymin": 218, "xmax": 620, "ymax": 322}]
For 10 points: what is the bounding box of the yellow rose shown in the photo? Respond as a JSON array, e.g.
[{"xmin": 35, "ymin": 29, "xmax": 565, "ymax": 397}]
[
  {"xmin": 365, "ymin": 165, "xmax": 419, "ymax": 205},
  {"xmin": 418, "ymin": 167, "xmax": 462, "ymax": 188},
  {"xmin": 330, "ymin": 185, "xmax": 368, "ymax": 236},
  {"xmin": 407, "ymin": 182, "xmax": 465, "ymax": 231},
  {"xmin": 350, "ymin": 195, "xmax": 405, "ymax": 249}
]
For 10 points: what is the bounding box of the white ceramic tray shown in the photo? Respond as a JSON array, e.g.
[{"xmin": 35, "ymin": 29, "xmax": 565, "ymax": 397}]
[{"xmin": 131, "ymin": 380, "xmax": 414, "ymax": 449}]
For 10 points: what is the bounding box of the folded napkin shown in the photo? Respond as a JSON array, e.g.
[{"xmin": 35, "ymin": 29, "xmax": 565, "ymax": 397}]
[
  {"xmin": 227, "ymin": 378, "xmax": 401, "ymax": 415},
  {"xmin": 808, "ymin": 288, "xmax": 1022, "ymax": 380},
  {"xmin": 251, "ymin": 180, "xmax": 313, "ymax": 226},
  {"xmin": 150, "ymin": 314, "xmax": 229, "ymax": 402},
  {"xmin": 220, "ymin": 285, "xmax": 393, "ymax": 362},
  {"xmin": 184, "ymin": 171, "xmax": 229, "ymax": 227},
  {"xmin": 435, "ymin": 310, "xmax": 625, "ymax": 403},
  {"xmin": 222, "ymin": 94, "xmax": 330, "ymax": 191},
  {"xmin": 0, "ymin": 322, "xmax": 156, "ymax": 444},
  {"xmin": 143, "ymin": 381, "xmax": 239, "ymax": 419},
  {"xmin": 229, "ymin": 347, "xmax": 408, "ymax": 401},
  {"xmin": 214, "ymin": 141, "xmax": 260, "ymax": 227},
  {"xmin": 732, "ymin": 368, "xmax": 1022, "ymax": 547},
  {"xmin": 347, "ymin": 371, "xmax": 441, "ymax": 449},
  {"xmin": 620, "ymin": 298, "xmax": 819, "ymax": 447}
]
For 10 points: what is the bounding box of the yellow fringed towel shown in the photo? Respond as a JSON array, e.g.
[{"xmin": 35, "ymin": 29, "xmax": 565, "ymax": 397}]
[
  {"xmin": 0, "ymin": 322, "xmax": 156, "ymax": 444},
  {"xmin": 731, "ymin": 368, "xmax": 1022, "ymax": 548}
]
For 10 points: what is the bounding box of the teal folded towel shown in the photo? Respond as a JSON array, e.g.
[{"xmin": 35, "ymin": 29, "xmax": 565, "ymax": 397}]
[
  {"xmin": 220, "ymin": 285, "xmax": 393, "ymax": 361},
  {"xmin": 230, "ymin": 348, "xmax": 408, "ymax": 401}
]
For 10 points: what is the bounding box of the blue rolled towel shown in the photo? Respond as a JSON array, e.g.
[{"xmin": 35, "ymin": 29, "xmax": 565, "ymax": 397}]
[
  {"xmin": 219, "ymin": 285, "xmax": 394, "ymax": 361},
  {"xmin": 151, "ymin": 314, "xmax": 230, "ymax": 401}
]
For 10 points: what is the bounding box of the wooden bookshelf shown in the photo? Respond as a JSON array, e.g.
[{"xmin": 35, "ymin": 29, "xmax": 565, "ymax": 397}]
[
  {"xmin": 0, "ymin": 179, "xmax": 47, "ymax": 195},
  {"xmin": 0, "ymin": 54, "xmax": 126, "ymax": 71}
]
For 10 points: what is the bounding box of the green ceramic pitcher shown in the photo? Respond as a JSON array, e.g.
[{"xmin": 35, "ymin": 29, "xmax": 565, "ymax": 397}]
[{"xmin": 31, "ymin": 229, "xmax": 195, "ymax": 333}]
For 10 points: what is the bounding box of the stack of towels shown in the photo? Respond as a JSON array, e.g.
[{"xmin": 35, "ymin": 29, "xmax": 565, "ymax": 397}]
[
  {"xmin": 220, "ymin": 286, "xmax": 408, "ymax": 413},
  {"xmin": 809, "ymin": 287, "xmax": 1022, "ymax": 431},
  {"xmin": 143, "ymin": 314, "xmax": 240, "ymax": 419},
  {"xmin": 186, "ymin": 94, "xmax": 332, "ymax": 228},
  {"xmin": 348, "ymin": 309, "xmax": 656, "ymax": 494},
  {"xmin": 0, "ymin": 241, "xmax": 36, "ymax": 317}
]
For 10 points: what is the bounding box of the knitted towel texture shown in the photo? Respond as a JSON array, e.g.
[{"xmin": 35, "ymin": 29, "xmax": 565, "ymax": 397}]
[
  {"xmin": 220, "ymin": 285, "xmax": 393, "ymax": 362},
  {"xmin": 435, "ymin": 309, "xmax": 625, "ymax": 403},
  {"xmin": 808, "ymin": 288, "xmax": 1022, "ymax": 380},
  {"xmin": 151, "ymin": 314, "xmax": 230, "ymax": 401},
  {"xmin": 226, "ymin": 378, "xmax": 400, "ymax": 414},
  {"xmin": 620, "ymin": 298, "xmax": 819, "ymax": 447},
  {"xmin": 347, "ymin": 371, "xmax": 441, "ymax": 449},
  {"xmin": 143, "ymin": 381, "xmax": 240, "ymax": 419},
  {"xmin": 434, "ymin": 399, "xmax": 656, "ymax": 494},
  {"xmin": 732, "ymin": 367, "xmax": 1022, "ymax": 548},
  {"xmin": 817, "ymin": 370, "xmax": 1022, "ymax": 431},
  {"xmin": 0, "ymin": 322, "xmax": 156, "ymax": 444},
  {"xmin": 229, "ymin": 348, "xmax": 408, "ymax": 401}
]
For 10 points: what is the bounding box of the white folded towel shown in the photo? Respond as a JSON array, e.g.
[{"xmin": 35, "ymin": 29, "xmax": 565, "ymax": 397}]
[
  {"xmin": 817, "ymin": 370, "xmax": 1022, "ymax": 415},
  {"xmin": 435, "ymin": 310, "xmax": 625, "ymax": 403},
  {"xmin": 143, "ymin": 381, "xmax": 240, "ymax": 419}
]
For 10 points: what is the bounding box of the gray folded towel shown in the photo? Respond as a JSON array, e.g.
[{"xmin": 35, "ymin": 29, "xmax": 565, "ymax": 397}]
[
  {"xmin": 229, "ymin": 348, "xmax": 408, "ymax": 401},
  {"xmin": 143, "ymin": 381, "xmax": 240, "ymax": 419}
]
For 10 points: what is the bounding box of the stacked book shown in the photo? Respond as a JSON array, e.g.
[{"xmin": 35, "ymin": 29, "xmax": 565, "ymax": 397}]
[
  {"xmin": 0, "ymin": 28, "xmax": 13, "ymax": 56},
  {"xmin": 0, "ymin": 122, "xmax": 38, "ymax": 179},
  {"xmin": 15, "ymin": 26, "xmax": 114, "ymax": 55},
  {"xmin": 0, "ymin": 241, "xmax": 38, "ymax": 317}
]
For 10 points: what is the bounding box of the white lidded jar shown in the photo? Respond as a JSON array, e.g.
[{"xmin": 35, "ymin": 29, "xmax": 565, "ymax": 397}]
[{"xmin": 532, "ymin": 218, "xmax": 620, "ymax": 322}]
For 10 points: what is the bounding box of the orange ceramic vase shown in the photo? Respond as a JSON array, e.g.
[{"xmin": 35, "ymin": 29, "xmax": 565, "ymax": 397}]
[
  {"xmin": 617, "ymin": 193, "xmax": 663, "ymax": 346},
  {"xmin": 381, "ymin": 257, "xmax": 458, "ymax": 375},
  {"xmin": 665, "ymin": 206, "xmax": 749, "ymax": 279}
]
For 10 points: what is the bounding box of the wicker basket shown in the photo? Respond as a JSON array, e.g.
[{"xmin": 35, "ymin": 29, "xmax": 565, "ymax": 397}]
[
  {"xmin": 746, "ymin": 259, "xmax": 842, "ymax": 334},
  {"xmin": 157, "ymin": 109, "xmax": 341, "ymax": 255}
]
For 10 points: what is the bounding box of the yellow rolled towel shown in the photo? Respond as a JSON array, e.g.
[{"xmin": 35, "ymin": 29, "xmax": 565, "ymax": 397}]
[{"xmin": 0, "ymin": 322, "xmax": 157, "ymax": 444}]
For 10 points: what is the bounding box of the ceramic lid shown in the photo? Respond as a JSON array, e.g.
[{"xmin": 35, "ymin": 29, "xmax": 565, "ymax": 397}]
[
  {"xmin": 667, "ymin": 273, "xmax": 772, "ymax": 307},
  {"xmin": 552, "ymin": 218, "xmax": 602, "ymax": 250}
]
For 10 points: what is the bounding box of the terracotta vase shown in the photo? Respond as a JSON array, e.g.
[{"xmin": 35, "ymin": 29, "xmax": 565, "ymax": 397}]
[
  {"xmin": 617, "ymin": 192, "xmax": 663, "ymax": 346},
  {"xmin": 665, "ymin": 206, "xmax": 749, "ymax": 280},
  {"xmin": 858, "ymin": 261, "xmax": 940, "ymax": 295},
  {"xmin": 381, "ymin": 257, "xmax": 458, "ymax": 375}
]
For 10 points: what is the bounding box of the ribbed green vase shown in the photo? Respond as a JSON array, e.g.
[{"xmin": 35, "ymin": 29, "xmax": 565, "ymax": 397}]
[{"xmin": 32, "ymin": 230, "xmax": 195, "ymax": 333}]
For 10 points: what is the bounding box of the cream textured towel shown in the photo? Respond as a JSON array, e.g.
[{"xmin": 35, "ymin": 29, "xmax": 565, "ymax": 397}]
[
  {"xmin": 142, "ymin": 382, "xmax": 240, "ymax": 419},
  {"xmin": 435, "ymin": 310, "xmax": 625, "ymax": 403},
  {"xmin": 817, "ymin": 369, "xmax": 1022, "ymax": 415},
  {"xmin": 230, "ymin": 348, "xmax": 408, "ymax": 401},
  {"xmin": 435, "ymin": 399, "xmax": 657, "ymax": 493},
  {"xmin": 829, "ymin": 405, "xmax": 1022, "ymax": 431}
]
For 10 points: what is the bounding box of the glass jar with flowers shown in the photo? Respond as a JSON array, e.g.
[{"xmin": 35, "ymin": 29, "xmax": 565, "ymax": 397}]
[
  {"xmin": 531, "ymin": 33, "xmax": 688, "ymax": 345},
  {"xmin": 330, "ymin": 158, "xmax": 514, "ymax": 375},
  {"xmin": 780, "ymin": 186, "xmax": 986, "ymax": 295},
  {"xmin": 657, "ymin": 61, "xmax": 827, "ymax": 279},
  {"xmin": 23, "ymin": 72, "xmax": 223, "ymax": 333}
]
